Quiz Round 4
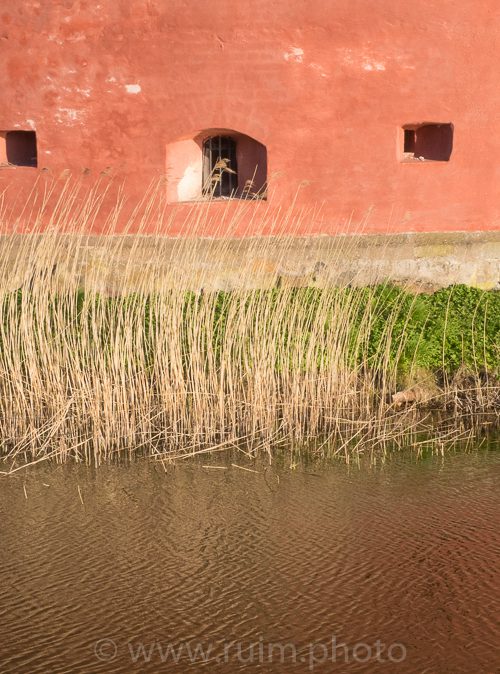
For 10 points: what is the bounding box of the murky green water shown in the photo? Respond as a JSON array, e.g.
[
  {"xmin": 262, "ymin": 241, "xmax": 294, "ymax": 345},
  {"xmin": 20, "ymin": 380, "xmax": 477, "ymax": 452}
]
[{"xmin": 1, "ymin": 449, "xmax": 499, "ymax": 673}]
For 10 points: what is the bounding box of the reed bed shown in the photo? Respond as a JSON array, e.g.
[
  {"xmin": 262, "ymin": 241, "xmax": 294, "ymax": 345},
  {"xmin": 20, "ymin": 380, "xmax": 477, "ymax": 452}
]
[{"xmin": 0, "ymin": 184, "xmax": 498, "ymax": 470}]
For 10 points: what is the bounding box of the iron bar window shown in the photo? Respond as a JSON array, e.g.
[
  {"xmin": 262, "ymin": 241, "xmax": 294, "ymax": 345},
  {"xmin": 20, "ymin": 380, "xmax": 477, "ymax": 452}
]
[{"xmin": 202, "ymin": 136, "xmax": 238, "ymax": 198}]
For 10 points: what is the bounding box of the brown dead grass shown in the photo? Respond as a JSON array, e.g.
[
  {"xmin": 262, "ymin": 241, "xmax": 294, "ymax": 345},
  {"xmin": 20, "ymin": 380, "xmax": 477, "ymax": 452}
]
[{"xmin": 0, "ymin": 183, "xmax": 494, "ymax": 471}]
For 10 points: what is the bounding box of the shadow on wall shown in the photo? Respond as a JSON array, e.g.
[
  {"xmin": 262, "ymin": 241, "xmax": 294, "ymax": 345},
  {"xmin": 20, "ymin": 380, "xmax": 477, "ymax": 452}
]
[{"xmin": 166, "ymin": 128, "xmax": 267, "ymax": 202}]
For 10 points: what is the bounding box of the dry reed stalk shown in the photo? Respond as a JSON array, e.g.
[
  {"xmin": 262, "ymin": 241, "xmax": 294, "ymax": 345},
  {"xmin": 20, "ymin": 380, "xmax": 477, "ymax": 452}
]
[{"xmin": 0, "ymin": 181, "xmax": 497, "ymax": 471}]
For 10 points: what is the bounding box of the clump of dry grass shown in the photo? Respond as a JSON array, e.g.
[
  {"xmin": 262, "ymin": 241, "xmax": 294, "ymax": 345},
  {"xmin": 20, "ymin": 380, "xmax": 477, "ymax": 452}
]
[{"xmin": 0, "ymin": 183, "xmax": 497, "ymax": 471}]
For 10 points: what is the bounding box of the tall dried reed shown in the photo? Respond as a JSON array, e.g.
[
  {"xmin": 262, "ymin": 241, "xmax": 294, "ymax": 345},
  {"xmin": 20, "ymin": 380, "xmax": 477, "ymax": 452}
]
[{"xmin": 0, "ymin": 183, "xmax": 497, "ymax": 470}]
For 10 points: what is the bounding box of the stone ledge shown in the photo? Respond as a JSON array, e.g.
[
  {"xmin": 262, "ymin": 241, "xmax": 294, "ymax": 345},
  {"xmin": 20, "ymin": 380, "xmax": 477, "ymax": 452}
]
[{"xmin": 0, "ymin": 230, "xmax": 498, "ymax": 293}]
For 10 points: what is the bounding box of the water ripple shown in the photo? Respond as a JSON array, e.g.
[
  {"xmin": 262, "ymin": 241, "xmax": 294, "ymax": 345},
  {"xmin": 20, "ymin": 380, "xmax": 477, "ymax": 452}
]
[{"xmin": 0, "ymin": 451, "xmax": 499, "ymax": 673}]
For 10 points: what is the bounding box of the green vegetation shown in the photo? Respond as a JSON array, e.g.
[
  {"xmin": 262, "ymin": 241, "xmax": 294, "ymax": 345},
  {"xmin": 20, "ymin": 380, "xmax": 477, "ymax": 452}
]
[
  {"xmin": 5, "ymin": 283, "xmax": 498, "ymax": 378},
  {"xmin": 346, "ymin": 284, "xmax": 498, "ymax": 375},
  {"xmin": 30, "ymin": 283, "xmax": 500, "ymax": 372}
]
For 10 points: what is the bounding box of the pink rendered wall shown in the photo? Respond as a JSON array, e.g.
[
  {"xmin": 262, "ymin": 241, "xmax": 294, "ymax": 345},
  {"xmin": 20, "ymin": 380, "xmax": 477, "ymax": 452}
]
[{"xmin": 0, "ymin": 0, "xmax": 499, "ymax": 234}]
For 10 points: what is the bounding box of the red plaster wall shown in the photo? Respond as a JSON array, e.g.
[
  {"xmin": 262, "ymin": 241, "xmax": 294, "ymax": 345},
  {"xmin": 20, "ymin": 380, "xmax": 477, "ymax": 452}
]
[{"xmin": 0, "ymin": 0, "xmax": 498, "ymax": 234}]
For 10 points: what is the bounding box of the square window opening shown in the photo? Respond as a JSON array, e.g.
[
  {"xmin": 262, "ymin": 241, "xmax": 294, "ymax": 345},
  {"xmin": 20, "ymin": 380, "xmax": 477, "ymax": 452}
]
[
  {"xmin": 401, "ymin": 123, "xmax": 453, "ymax": 162},
  {"xmin": 3, "ymin": 131, "xmax": 38, "ymax": 167}
]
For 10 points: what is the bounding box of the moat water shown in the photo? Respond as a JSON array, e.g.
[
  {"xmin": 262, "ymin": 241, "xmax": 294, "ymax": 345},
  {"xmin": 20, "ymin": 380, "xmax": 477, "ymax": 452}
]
[{"xmin": 0, "ymin": 448, "xmax": 499, "ymax": 673}]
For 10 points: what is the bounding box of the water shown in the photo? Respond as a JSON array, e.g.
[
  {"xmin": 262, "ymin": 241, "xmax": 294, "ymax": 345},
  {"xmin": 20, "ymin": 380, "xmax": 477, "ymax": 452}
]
[{"xmin": 0, "ymin": 449, "xmax": 499, "ymax": 673}]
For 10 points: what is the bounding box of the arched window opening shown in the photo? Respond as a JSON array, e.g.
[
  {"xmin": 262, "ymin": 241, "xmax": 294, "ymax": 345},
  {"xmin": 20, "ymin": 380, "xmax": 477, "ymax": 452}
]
[
  {"xmin": 203, "ymin": 136, "xmax": 237, "ymax": 198},
  {"xmin": 166, "ymin": 129, "xmax": 267, "ymax": 203}
]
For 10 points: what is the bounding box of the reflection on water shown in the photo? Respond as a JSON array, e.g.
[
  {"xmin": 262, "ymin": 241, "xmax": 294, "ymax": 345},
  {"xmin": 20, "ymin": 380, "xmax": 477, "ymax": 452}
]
[{"xmin": 0, "ymin": 449, "xmax": 499, "ymax": 673}]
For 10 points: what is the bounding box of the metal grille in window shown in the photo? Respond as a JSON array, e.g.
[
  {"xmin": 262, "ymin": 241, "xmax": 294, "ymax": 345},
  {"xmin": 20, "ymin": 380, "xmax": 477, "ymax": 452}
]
[{"xmin": 202, "ymin": 136, "xmax": 238, "ymax": 198}]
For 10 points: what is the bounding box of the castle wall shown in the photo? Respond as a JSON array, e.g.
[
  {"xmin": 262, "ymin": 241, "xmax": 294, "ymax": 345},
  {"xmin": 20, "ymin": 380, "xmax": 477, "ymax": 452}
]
[{"xmin": 0, "ymin": 0, "xmax": 499, "ymax": 235}]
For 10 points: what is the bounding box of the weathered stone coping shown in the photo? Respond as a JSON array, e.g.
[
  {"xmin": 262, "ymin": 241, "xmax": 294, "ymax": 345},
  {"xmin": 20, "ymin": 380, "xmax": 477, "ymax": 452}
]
[{"xmin": 0, "ymin": 230, "xmax": 498, "ymax": 293}]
